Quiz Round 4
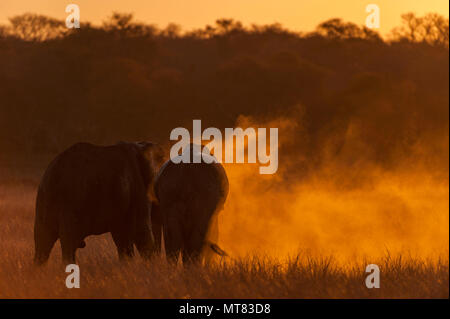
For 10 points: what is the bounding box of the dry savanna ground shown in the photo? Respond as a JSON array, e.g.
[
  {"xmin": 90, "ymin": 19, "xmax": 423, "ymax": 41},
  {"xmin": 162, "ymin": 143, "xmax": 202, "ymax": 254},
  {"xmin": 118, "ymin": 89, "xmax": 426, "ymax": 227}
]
[{"xmin": 0, "ymin": 180, "xmax": 448, "ymax": 299}]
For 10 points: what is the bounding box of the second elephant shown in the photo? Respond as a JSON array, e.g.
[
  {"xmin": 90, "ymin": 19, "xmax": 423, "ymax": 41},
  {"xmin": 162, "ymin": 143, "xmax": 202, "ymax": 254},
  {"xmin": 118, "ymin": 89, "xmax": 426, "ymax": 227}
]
[{"xmin": 152, "ymin": 145, "xmax": 229, "ymax": 263}]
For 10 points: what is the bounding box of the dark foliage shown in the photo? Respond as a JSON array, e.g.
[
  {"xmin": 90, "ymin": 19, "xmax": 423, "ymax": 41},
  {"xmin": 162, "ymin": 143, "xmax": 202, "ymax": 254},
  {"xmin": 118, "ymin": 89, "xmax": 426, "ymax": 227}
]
[{"xmin": 0, "ymin": 13, "xmax": 448, "ymax": 182}]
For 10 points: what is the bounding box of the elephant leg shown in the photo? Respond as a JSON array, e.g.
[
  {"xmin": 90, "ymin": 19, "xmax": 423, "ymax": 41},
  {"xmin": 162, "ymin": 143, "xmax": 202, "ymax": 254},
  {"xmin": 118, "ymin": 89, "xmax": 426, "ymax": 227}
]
[
  {"xmin": 132, "ymin": 196, "xmax": 156, "ymax": 259},
  {"xmin": 58, "ymin": 212, "xmax": 82, "ymax": 264},
  {"xmin": 182, "ymin": 226, "xmax": 206, "ymax": 264},
  {"xmin": 60, "ymin": 235, "xmax": 77, "ymax": 264},
  {"xmin": 150, "ymin": 202, "xmax": 162, "ymax": 254},
  {"xmin": 34, "ymin": 226, "xmax": 58, "ymax": 265},
  {"xmin": 163, "ymin": 211, "xmax": 183, "ymax": 263},
  {"xmin": 112, "ymin": 231, "xmax": 134, "ymax": 261},
  {"xmin": 203, "ymin": 213, "xmax": 219, "ymax": 264},
  {"xmin": 134, "ymin": 224, "xmax": 155, "ymax": 260}
]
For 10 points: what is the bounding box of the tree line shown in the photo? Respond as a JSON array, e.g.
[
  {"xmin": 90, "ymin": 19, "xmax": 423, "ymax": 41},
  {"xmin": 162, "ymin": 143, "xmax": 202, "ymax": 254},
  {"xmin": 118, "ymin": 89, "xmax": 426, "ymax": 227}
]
[{"xmin": 0, "ymin": 12, "xmax": 448, "ymax": 182}]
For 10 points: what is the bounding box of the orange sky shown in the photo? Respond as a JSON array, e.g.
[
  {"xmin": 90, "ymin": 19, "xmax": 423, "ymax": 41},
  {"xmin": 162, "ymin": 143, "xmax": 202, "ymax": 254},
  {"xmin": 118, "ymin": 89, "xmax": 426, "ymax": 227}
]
[{"xmin": 0, "ymin": 0, "xmax": 448, "ymax": 35}]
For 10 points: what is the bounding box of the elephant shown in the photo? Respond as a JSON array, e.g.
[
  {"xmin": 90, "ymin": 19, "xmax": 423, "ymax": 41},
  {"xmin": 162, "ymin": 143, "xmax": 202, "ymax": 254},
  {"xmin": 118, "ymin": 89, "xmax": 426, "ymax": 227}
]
[
  {"xmin": 152, "ymin": 144, "xmax": 229, "ymax": 263},
  {"xmin": 34, "ymin": 141, "xmax": 164, "ymax": 265}
]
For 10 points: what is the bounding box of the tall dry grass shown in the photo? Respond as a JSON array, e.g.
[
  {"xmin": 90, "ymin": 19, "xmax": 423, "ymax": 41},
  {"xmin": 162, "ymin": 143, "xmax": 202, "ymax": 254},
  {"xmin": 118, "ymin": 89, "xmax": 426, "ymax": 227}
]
[{"xmin": 0, "ymin": 180, "xmax": 448, "ymax": 299}]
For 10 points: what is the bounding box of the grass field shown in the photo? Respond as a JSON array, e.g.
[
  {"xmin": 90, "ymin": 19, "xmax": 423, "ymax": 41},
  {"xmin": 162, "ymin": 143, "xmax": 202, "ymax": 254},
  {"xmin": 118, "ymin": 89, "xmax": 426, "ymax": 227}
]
[{"xmin": 0, "ymin": 179, "xmax": 448, "ymax": 299}]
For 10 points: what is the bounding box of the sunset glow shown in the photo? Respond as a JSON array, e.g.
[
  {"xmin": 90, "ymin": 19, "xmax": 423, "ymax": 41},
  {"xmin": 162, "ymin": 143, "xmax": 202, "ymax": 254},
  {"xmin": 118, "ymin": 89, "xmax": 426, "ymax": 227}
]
[
  {"xmin": 0, "ymin": 0, "xmax": 448, "ymax": 299},
  {"xmin": 1, "ymin": 0, "xmax": 449, "ymax": 35}
]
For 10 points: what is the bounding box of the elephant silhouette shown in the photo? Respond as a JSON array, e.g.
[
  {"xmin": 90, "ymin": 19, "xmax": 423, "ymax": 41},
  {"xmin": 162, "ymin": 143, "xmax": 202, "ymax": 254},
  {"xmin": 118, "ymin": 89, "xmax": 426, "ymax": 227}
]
[
  {"xmin": 152, "ymin": 144, "xmax": 229, "ymax": 263},
  {"xmin": 34, "ymin": 141, "xmax": 163, "ymax": 264}
]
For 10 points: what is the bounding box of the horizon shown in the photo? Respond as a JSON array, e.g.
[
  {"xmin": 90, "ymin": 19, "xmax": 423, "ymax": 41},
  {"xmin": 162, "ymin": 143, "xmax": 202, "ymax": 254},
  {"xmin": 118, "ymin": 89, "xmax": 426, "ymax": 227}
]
[{"xmin": 0, "ymin": 0, "xmax": 448, "ymax": 36}]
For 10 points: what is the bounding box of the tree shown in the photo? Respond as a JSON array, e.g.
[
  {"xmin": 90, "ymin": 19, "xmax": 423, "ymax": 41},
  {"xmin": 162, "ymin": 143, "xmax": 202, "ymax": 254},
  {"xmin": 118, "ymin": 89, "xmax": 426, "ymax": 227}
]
[
  {"xmin": 215, "ymin": 18, "xmax": 244, "ymax": 34},
  {"xmin": 161, "ymin": 23, "xmax": 182, "ymax": 38},
  {"xmin": 391, "ymin": 12, "xmax": 449, "ymax": 48},
  {"xmin": 103, "ymin": 12, "xmax": 157, "ymax": 37},
  {"xmin": 315, "ymin": 18, "xmax": 380, "ymax": 41},
  {"xmin": 9, "ymin": 13, "xmax": 66, "ymax": 41}
]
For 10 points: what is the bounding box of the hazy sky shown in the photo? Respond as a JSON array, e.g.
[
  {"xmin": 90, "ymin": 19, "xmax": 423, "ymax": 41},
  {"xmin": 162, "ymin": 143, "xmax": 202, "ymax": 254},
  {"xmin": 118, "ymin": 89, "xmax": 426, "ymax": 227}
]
[{"xmin": 0, "ymin": 0, "xmax": 448, "ymax": 35}]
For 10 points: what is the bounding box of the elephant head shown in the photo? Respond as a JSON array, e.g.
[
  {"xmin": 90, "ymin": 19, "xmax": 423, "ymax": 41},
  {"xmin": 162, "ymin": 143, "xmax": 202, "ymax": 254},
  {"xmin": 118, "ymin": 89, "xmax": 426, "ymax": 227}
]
[{"xmin": 153, "ymin": 143, "xmax": 229, "ymax": 264}]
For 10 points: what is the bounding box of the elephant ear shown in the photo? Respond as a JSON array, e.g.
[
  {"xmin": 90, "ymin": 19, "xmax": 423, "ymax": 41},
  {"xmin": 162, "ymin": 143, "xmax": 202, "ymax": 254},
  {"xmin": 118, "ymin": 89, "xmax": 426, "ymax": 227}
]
[
  {"xmin": 136, "ymin": 142, "xmax": 164, "ymax": 172},
  {"xmin": 136, "ymin": 141, "xmax": 165, "ymax": 202},
  {"xmin": 137, "ymin": 142, "xmax": 165, "ymax": 169}
]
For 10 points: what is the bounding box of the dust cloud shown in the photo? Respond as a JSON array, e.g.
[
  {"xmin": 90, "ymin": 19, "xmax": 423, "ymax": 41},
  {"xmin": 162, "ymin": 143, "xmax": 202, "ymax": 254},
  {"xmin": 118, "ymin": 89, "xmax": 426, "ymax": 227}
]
[{"xmin": 218, "ymin": 114, "xmax": 449, "ymax": 261}]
